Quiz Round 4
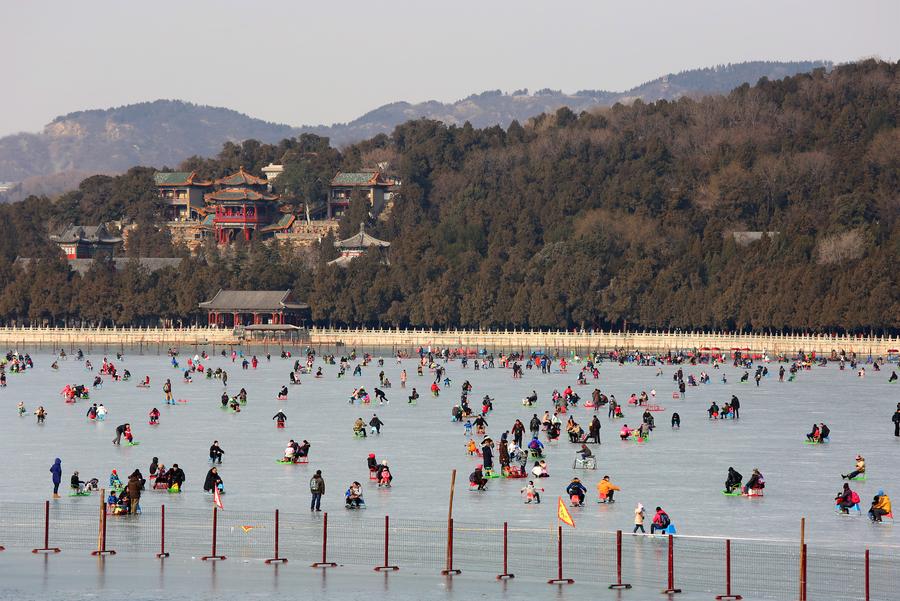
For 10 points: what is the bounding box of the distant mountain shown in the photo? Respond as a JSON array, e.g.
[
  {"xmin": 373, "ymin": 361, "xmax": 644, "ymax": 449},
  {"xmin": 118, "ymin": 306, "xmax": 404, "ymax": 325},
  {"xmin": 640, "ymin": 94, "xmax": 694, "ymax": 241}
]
[
  {"xmin": 0, "ymin": 61, "xmax": 831, "ymax": 197},
  {"xmin": 300, "ymin": 61, "xmax": 832, "ymax": 145}
]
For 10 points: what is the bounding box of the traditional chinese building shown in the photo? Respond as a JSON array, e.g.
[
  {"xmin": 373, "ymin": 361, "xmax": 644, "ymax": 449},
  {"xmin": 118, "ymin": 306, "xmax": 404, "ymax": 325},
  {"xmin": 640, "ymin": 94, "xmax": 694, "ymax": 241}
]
[
  {"xmin": 328, "ymin": 170, "xmax": 393, "ymax": 219},
  {"xmin": 205, "ymin": 167, "xmax": 280, "ymax": 243},
  {"xmin": 154, "ymin": 171, "xmax": 212, "ymax": 221},
  {"xmin": 328, "ymin": 223, "xmax": 390, "ymax": 266},
  {"xmin": 199, "ymin": 289, "xmax": 309, "ymax": 327},
  {"xmin": 50, "ymin": 224, "xmax": 122, "ymax": 259}
]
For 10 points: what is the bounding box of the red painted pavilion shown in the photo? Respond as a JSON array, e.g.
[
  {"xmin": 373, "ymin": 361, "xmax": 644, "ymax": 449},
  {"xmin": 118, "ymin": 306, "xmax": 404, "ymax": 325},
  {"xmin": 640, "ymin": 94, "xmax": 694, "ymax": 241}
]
[{"xmin": 206, "ymin": 168, "xmax": 280, "ymax": 243}]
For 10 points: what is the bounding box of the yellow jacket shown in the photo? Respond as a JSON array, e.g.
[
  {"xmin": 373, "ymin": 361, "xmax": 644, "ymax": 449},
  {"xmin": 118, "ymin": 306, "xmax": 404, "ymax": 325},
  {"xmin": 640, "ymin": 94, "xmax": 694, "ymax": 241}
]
[
  {"xmin": 873, "ymin": 494, "xmax": 891, "ymax": 514},
  {"xmin": 597, "ymin": 480, "xmax": 621, "ymax": 497}
]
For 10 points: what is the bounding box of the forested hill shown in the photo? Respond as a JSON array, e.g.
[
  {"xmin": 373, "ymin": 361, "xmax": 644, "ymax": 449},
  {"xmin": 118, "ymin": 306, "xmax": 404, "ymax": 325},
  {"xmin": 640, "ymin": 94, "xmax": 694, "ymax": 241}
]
[
  {"xmin": 0, "ymin": 61, "xmax": 828, "ymax": 195},
  {"xmin": 0, "ymin": 60, "xmax": 896, "ymax": 333},
  {"xmin": 303, "ymin": 61, "xmax": 832, "ymax": 145}
]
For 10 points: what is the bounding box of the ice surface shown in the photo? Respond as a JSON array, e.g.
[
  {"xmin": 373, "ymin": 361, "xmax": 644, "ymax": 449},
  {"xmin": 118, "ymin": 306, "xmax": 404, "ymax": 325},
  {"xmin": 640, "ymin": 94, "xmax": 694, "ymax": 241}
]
[{"xmin": 1, "ymin": 350, "xmax": 898, "ymax": 550}]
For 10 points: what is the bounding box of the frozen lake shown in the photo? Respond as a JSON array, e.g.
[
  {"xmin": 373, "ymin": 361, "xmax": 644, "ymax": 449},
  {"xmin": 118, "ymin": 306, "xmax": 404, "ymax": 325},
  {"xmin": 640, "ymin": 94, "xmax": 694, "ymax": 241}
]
[{"xmin": 1, "ymin": 349, "xmax": 898, "ymax": 550}]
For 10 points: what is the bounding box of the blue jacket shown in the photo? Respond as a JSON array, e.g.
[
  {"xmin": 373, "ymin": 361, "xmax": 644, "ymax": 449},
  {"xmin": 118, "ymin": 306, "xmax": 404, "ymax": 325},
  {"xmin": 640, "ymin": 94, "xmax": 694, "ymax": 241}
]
[{"xmin": 50, "ymin": 458, "xmax": 62, "ymax": 484}]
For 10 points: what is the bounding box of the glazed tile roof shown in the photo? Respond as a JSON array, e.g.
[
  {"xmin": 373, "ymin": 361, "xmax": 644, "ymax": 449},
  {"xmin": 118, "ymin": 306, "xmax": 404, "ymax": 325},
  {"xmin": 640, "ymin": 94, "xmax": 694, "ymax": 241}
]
[
  {"xmin": 199, "ymin": 289, "xmax": 308, "ymax": 311},
  {"xmin": 16, "ymin": 257, "xmax": 182, "ymax": 275},
  {"xmin": 205, "ymin": 188, "xmax": 279, "ymax": 202},
  {"xmin": 215, "ymin": 167, "xmax": 268, "ymax": 187},
  {"xmin": 50, "ymin": 224, "xmax": 122, "ymax": 245},
  {"xmin": 154, "ymin": 171, "xmax": 212, "ymax": 186},
  {"xmin": 260, "ymin": 214, "xmax": 295, "ymax": 233},
  {"xmin": 334, "ymin": 222, "xmax": 390, "ymax": 249},
  {"xmin": 331, "ymin": 170, "xmax": 387, "ymax": 186}
]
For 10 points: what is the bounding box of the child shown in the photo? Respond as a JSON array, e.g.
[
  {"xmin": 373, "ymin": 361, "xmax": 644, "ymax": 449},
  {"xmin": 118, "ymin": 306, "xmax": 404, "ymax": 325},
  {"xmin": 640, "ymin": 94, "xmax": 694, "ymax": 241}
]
[
  {"xmin": 17, "ymin": 401, "xmax": 26, "ymax": 415},
  {"xmin": 109, "ymin": 470, "xmax": 122, "ymax": 489},
  {"xmin": 124, "ymin": 425, "xmax": 133, "ymax": 444},
  {"xmin": 465, "ymin": 439, "xmax": 481, "ymax": 456},
  {"xmin": 149, "ymin": 408, "xmax": 160, "ymax": 425},
  {"xmin": 521, "ymin": 481, "xmax": 542, "ymax": 504},
  {"xmin": 463, "ymin": 419, "xmax": 473, "ymax": 437}
]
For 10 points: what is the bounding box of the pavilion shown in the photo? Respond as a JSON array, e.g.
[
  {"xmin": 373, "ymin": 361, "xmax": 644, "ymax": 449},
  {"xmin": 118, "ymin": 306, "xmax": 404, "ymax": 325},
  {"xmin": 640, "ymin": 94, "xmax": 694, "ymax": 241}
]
[{"xmin": 199, "ymin": 290, "xmax": 309, "ymax": 328}]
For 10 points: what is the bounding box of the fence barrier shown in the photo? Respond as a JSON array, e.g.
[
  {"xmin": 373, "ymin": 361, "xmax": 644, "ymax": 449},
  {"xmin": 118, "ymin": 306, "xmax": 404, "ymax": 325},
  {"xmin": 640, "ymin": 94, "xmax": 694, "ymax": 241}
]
[{"xmin": 0, "ymin": 502, "xmax": 896, "ymax": 600}]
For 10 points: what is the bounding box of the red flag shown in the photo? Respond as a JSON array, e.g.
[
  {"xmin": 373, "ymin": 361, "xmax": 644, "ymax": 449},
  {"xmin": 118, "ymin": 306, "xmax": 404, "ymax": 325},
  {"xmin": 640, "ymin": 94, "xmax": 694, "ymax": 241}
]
[{"xmin": 213, "ymin": 486, "xmax": 224, "ymax": 510}]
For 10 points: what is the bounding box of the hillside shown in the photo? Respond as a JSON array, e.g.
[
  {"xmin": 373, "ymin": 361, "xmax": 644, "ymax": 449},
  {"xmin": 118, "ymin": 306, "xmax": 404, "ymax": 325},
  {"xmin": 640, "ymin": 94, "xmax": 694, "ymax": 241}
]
[
  {"xmin": 0, "ymin": 61, "xmax": 829, "ymax": 197},
  {"xmin": 0, "ymin": 60, "xmax": 896, "ymax": 332},
  {"xmin": 303, "ymin": 61, "xmax": 832, "ymax": 145}
]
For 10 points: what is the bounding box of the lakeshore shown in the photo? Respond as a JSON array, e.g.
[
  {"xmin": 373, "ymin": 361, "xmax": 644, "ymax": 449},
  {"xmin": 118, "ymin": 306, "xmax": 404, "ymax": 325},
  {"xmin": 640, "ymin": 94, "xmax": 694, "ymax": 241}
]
[{"xmin": 0, "ymin": 326, "xmax": 897, "ymax": 357}]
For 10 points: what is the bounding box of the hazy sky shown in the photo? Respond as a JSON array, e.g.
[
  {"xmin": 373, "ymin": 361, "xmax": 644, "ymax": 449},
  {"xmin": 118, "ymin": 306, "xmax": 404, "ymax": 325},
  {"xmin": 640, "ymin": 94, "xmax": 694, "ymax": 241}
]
[{"xmin": 3, "ymin": 0, "xmax": 898, "ymax": 137}]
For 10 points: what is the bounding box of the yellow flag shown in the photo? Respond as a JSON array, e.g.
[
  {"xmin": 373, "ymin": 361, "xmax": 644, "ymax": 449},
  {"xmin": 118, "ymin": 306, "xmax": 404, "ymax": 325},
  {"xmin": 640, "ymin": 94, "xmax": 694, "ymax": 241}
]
[
  {"xmin": 240, "ymin": 525, "xmax": 255, "ymax": 533},
  {"xmin": 557, "ymin": 497, "xmax": 575, "ymax": 528}
]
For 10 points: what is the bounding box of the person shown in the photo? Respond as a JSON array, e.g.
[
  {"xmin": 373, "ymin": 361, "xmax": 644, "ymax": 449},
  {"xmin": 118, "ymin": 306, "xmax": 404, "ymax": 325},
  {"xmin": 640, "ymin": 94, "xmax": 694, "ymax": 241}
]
[
  {"xmin": 273, "ymin": 411, "xmax": 287, "ymax": 427},
  {"xmin": 893, "ymin": 405, "xmax": 900, "ymax": 437},
  {"xmin": 50, "ymin": 458, "xmax": 62, "ymax": 498},
  {"xmin": 126, "ymin": 472, "xmax": 142, "ymax": 514},
  {"xmin": 169, "ymin": 464, "xmax": 185, "ymax": 491},
  {"xmin": 597, "ymin": 475, "xmax": 621, "ymax": 502},
  {"xmin": 112, "ymin": 423, "xmax": 129, "ymax": 445},
  {"xmin": 377, "ymin": 461, "xmax": 393, "ymax": 487},
  {"xmin": 296, "ymin": 440, "xmax": 310, "ymax": 458},
  {"xmin": 842, "ymin": 455, "xmax": 865, "ymax": 480},
  {"xmin": 16, "ymin": 401, "xmax": 25, "ymax": 416},
  {"xmin": 578, "ymin": 443, "xmax": 593, "ymax": 460},
  {"xmin": 527, "ymin": 436, "xmax": 544, "ymax": 457},
  {"xmin": 209, "ymin": 441, "xmax": 225, "ymax": 464},
  {"xmin": 619, "ymin": 424, "xmax": 632, "ymax": 440},
  {"xmin": 868, "ymin": 490, "xmax": 892, "ymax": 522},
  {"xmin": 633, "ymin": 503, "xmax": 646, "ymax": 533},
  {"xmin": 531, "ymin": 461, "xmax": 549, "ymax": 478},
  {"xmin": 482, "ymin": 439, "xmax": 494, "ymax": 472},
  {"xmin": 70, "ymin": 471, "xmax": 85, "ymax": 493},
  {"xmin": 566, "ymin": 477, "xmax": 587, "ymax": 506},
  {"xmin": 708, "ymin": 402, "xmax": 720, "ymax": 419},
  {"xmin": 203, "ymin": 467, "xmax": 223, "ymax": 494},
  {"xmin": 353, "ymin": 417, "xmax": 367, "ymax": 437},
  {"xmin": 469, "ymin": 466, "xmax": 488, "ymax": 490},
  {"xmin": 650, "ymin": 507, "xmax": 671, "ymax": 534},
  {"xmin": 369, "ymin": 414, "xmax": 384, "ymax": 434},
  {"xmin": 96, "ymin": 404, "xmax": 107, "ymax": 420},
  {"xmin": 671, "ymin": 412, "xmax": 680, "ymax": 428},
  {"xmin": 278, "ymin": 386, "xmax": 288, "ymax": 399},
  {"xmin": 149, "ymin": 407, "xmax": 160, "ymax": 425},
  {"xmin": 835, "ymin": 483, "xmax": 858, "ymax": 514},
  {"xmin": 408, "ymin": 388, "xmax": 419, "ymax": 404},
  {"xmin": 345, "ymin": 481, "xmax": 364, "ymax": 508},
  {"xmin": 724, "ymin": 467, "xmax": 742, "ymax": 493},
  {"xmin": 149, "ymin": 458, "xmax": 159, "ymax": 478},
  {"xmin": 521, "ymin": 480, "xmax": 542, "ymax": 503},
  {"xmin": 163, "ymin": 379, "xmax": 173, "ymax": 404},
  {"xmin": 585, "ymin": 416, "xmax": 601, "ymax": 443},
  {"xmin": 283, "ymin": 442, "xmax": 297, "ymax": 462},
  {"xmin": 310, "ymin": 470, "xmax": 325, "ymax": 511},
  {"xmin": 819, "ymin": 423, "xmax": 831, "ymax": 441},
  {"xmin": 730, "ymin": 395, "xmax": 741, "ymax": 419},
  {"xmin": 743, "ymin": 469, "xmax": 765, "ymax": 494},
  {"xmin": 374, "ymin": 387, "xmax": 388, "ymax": 404},
  {"xmin": 806, "ymin": 423, "xmax": 820, "ymax": 442},
  {"xmin": 35, "ymin": 406, "xmax": 47, "ymax": 423}
]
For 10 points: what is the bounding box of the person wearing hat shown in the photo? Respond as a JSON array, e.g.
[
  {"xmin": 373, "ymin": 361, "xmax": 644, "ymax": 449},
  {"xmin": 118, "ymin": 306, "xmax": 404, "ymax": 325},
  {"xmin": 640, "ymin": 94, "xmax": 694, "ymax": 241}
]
[
  {"xmin": 109, "ymin": 469, "xmax": 122, "ymax": 489},
  {"xmin": 842, "ymin": 455, "xmax": 865, "ymax": 480},
  {"xmin": 566, "ymin": 477, "xmax": 587, "ymax": 506}
]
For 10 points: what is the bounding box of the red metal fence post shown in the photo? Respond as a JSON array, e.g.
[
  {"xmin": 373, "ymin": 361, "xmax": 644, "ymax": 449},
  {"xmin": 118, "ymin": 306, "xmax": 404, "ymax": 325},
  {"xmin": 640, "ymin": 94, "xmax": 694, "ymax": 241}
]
[
  {"xmin": 608, "ymin": 529, "xmax": 632, "ymax": 589},
  {"xmin": 661, "ymin": 533, "xmax": 682, "ymax": 594},
  {"xmin": 32, "ymin": 500, "xmax": 61, "ymax": 553},
  {"xmin": 201, "ymin": 506, "xmax": 226, "ymax": 560},
  {"xmin": 265, "ymin": 509, "xmax": 288, "ymax": 564},
  {"xmin": 496, "ymin": 521, "xmax": 514, "ymax": 580},
  {"xmin": 374, "ymin": 515, "xmax": 398, "ymax": 571},
  {"xmin": 441, "ymin": 518, "xmax": 461, "ymax": 575},
  {"xmin": 716, "ymin": 539, "xmax": 742, "ymax": 600},
  {"xmin": 801, "ymin": 543, "xmax": 807, "ymax": 601},
  {"xmin": 156, "ymin": 504, "xmax": 169, "ymax": 558},
  {"xmin": 311, "ymin": 512, "xmax": 336, "ymax": 567},
  {"xmin": 548, "ymin": 525, "xmax": 574, "ymax": 584}
]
